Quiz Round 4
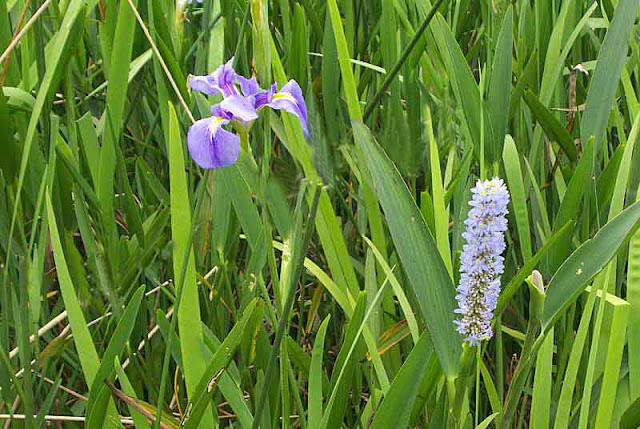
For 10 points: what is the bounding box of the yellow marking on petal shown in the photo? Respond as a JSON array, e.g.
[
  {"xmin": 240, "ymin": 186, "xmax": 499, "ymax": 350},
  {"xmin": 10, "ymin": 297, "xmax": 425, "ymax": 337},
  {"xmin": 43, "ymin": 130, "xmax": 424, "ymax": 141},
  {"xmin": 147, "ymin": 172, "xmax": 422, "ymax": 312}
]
[
  {"xmin": 273, "ymin": 92, "xmax": 296, "ymax": 103},
  {"xmin": 209, "ymin": 116, "xmax": 226, "ymax": 133}
]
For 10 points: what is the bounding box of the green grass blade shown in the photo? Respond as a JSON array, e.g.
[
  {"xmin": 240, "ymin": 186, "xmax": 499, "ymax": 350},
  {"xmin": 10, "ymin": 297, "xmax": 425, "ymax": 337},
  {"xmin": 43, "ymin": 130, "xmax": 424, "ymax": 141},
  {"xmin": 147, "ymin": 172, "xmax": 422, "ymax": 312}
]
[
  {"xmin": 487, "ymin": 6, "xmax": 513, "ymax": 164},
  {"xmin": 166, "ymin": 102, "xmax": 210, "ymax": 409},
  {"xmin": 308, "ymin": 315, "xmax": 331, "ymax": 424},
  {"xmin": 529, "ymin": 327, "xmax": 554, "ymax": 429},
  {"xmin": 86, "ymin": 286, "xmax": 145, "ymax": 427},
  {"xmin": 502, "ymin": 135, "xmax": 532, "ymax": 262},
  {"xmin": 326, "ymin": 0, "xmax": 362, "ymax": 120},
  {"xmin": 369, "ymin": 332, "xmax": 433, "ymax": 429},
  {"xmin": 426, "ymin": 106, "xmax": 453, "ymax": 276},
  {"xmin": 523, "ymin": 89, "xmax": 577, "ymax": 162},
  {"xmin": 628, "ymin": 189, "xmax": 640, "ymax": 399},
  {"xmin": 594, "ymin": 294, "xmax": 630, "ymax": 427},
  {"xmin": 182, "ymin": 299, "xmax": 264, "ymax": 429},
  {"xmin": 580, "ymin": 0, "xmax": 639, "ymax": 151}
]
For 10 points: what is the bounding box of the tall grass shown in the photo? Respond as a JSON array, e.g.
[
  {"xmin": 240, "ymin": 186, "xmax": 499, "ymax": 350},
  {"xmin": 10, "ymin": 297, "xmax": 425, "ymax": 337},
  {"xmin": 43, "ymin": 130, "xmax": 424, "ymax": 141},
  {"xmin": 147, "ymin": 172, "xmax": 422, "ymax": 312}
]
[{"xmin": 1, "ymin": 0, "xmax": 640, "ymax": 427}]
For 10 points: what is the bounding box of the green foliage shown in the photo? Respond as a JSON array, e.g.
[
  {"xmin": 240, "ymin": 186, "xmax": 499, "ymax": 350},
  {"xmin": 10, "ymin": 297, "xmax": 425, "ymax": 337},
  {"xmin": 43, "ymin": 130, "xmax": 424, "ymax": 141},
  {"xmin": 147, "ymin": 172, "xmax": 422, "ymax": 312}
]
[{"xmin": 2, "ymin": 0, "xmax": 640, "ymax": 427}]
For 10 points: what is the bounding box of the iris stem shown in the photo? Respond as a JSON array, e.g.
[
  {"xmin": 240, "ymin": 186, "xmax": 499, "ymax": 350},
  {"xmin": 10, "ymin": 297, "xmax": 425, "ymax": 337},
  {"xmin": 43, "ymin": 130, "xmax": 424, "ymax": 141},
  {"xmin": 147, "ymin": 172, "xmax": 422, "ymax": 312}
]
[{"xmin": 239, "ymin": 130, "xmax": 250, "ymax": 153}]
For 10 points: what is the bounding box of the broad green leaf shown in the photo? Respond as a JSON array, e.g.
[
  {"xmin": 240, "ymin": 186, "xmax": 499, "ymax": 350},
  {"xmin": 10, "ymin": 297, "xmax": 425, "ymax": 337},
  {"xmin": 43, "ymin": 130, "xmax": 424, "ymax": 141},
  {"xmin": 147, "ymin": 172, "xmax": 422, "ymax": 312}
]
[
  {"xmin": 542, "ymin": 201, "xmax": 640, "ymax": 328},
  {"xmin": 352, "ymin": 120, "xmax": 461, "ymax": 378},
  {"xmin": 166, "ymin": 103, "xmax": 209, "ymax": 406}
]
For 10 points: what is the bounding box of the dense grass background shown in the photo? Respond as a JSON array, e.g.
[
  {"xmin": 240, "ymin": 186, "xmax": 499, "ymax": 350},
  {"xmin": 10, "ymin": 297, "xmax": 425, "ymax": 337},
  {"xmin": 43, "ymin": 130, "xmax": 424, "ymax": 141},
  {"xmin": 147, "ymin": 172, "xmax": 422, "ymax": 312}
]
[{"xmin": 2, "ymin": 0, "xmax": 640, "ymax": 427}]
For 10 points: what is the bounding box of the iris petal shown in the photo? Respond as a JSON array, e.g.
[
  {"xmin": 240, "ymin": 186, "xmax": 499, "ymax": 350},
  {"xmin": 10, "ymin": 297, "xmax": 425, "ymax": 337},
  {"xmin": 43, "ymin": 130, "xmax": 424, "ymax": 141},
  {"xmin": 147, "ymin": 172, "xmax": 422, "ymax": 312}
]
[
  {"xmin": 265, "ymin": 80, "xmax": 308, "ymax": 136},
  {"xmin": 187, "ymin": 116, "xmax": 240, "ymax": 169},
  {"xmin": 188, "ymin": 58, "xmax": 238, "ymax": 97},
  {"xmin": 188, "ymin": 75, "xmax": 219, "ymax": 95},
  {"xmin": 220, "ymin": 95, "xmax": 259, "ymax": 122},
  {"xmin": 236, "ymin": 75, "xmax": 261, "ymax": 96}
]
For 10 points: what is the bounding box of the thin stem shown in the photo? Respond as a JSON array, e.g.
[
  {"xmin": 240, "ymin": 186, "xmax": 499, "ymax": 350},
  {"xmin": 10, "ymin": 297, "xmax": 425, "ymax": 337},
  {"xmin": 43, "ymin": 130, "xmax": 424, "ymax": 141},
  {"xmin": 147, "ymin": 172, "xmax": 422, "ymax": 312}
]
[
  {"xmin": 126, "ymin": 0, "xmax": 195, "ymax": 124},
  {"xmin": 362, "ymin": 0, "xmax": 445, "ymax": 121},
  {"xmin": 476, "ymin": 346, "xmax": 481, "ymax": 427},
  {"xmin": 0, "ymin": 0, "xmax": 52, "ymax": 66}
]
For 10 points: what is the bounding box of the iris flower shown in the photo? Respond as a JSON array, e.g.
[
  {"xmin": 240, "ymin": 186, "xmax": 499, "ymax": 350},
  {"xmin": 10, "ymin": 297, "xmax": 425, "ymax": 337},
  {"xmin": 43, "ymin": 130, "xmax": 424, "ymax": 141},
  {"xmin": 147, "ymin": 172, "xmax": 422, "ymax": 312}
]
[
  {"xmin": 187, "ymin": 59, "xmax": 308, "ymax": 169},
  {"xmin": 177, "ymin": 0, "xmax": 201, "ymax": 12}
]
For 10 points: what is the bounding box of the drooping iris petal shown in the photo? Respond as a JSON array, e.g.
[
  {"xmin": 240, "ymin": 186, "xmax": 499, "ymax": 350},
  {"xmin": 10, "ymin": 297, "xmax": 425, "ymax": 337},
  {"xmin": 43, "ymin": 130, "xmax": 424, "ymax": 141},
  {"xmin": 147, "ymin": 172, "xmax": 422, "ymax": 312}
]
[
  {"xmin": 187, "ymin": 116, "xmax": 240, "ymax": 169},
  {"xmin": 219, "ymin": 95, "xmax": 259, "ymax": 123},
  {"xmin": 188, "ymin": 58, "xmax": 238, "ymax": 97},
  {"xmin": 261, "ymin": 80, "xmax": 308, "ymax": 136}
]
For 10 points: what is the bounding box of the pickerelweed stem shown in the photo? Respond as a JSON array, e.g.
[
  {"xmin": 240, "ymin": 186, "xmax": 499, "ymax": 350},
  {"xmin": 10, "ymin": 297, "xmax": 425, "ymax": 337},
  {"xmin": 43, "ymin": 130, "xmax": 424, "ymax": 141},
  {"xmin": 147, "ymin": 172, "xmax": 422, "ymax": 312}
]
[{"xmin": 450, "ymin": 344, "xmax": 476, "ymax": 427}]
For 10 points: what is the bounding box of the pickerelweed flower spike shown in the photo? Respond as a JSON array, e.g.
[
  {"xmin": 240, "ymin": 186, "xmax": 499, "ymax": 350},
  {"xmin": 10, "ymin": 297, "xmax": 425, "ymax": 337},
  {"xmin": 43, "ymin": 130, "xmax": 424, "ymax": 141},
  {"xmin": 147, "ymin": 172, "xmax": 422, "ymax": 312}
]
[{"xmin": 454, "ymin": 178, "xmax": 510, "ymax": 346}]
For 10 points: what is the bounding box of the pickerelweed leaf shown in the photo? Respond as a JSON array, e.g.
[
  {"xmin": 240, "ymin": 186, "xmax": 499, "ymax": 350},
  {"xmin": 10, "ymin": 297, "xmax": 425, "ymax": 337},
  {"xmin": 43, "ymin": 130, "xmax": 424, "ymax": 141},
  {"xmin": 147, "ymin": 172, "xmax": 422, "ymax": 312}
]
[
  {"xmin": 352, "ymin": 120, "xmax": 461, "ymax": 378},
  {"xmin": 542, "ymin": 200, "xmax": 640, "ymax": 328}
]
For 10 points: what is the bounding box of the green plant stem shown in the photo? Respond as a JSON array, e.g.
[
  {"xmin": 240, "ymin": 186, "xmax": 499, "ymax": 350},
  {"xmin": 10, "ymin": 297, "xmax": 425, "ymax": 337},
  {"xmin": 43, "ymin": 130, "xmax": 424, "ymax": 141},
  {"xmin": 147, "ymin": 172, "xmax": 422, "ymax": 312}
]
[
  {"xmin": 450, "ymin": 344, "xmax": 475, "ymax": 427},
  {"xmin": 476, "ymin": 346, "xmax": 481, "ymax": 427}
]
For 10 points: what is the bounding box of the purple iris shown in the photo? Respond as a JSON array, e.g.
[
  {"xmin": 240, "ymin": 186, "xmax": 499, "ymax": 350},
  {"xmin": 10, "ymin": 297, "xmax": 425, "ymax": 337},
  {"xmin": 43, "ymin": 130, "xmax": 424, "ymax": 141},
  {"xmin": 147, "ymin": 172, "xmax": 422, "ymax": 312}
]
[
  {"xmin": 186, "ymin": 59, "xmax": 308, "ymax": 169},
  {"xmin": 186, "ymin": 105, "xmax": 239, "ymax": 169}
]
